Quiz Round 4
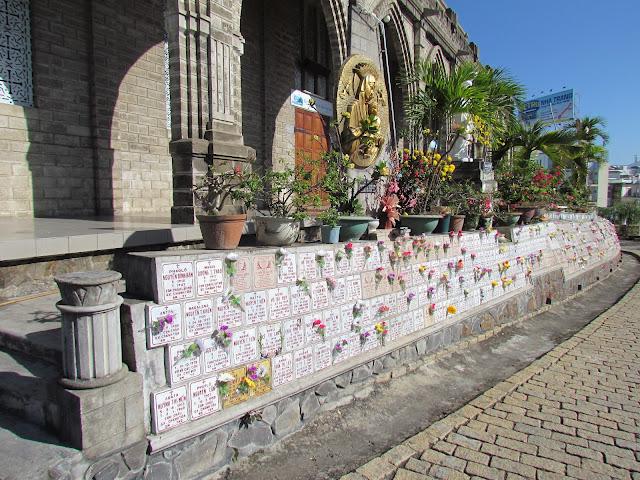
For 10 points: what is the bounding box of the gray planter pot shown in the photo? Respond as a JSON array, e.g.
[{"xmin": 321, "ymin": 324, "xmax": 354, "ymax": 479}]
[{"xmin": 254, "ymin": 216, "xmax": 300, "ymax": 246}]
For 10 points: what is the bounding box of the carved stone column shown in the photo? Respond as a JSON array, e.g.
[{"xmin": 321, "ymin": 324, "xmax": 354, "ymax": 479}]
[{"xmin": 55, "ymin": 271, "xmax": 127, "ymax": 389}]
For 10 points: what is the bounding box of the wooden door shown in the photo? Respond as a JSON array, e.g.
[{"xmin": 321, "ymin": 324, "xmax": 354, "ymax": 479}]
[{"xmin": 294, "ymin": 108, "xmax": 328, "ymax": 207}]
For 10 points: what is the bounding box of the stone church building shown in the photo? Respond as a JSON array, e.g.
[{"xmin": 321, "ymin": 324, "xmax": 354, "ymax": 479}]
[{"xmin": 0, "ymin": 0, "xmax": 477, "ymax": 222}]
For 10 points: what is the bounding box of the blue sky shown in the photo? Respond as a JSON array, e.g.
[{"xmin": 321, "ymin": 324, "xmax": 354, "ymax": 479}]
[{"xmin": 446, "ymin": 1, "xmax": 640, "ymax": 165}]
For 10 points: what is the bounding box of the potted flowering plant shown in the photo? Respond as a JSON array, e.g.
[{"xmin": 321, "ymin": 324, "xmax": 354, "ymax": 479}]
[
  {"xmin": 317, "ymin": 208, "xmax": 341, "ymax": 244},
  {"xmin": 247, "ymin": 164, "xmax": 321, "ymax": 246},
  {"xmin": 320, "ymin": 150, "xmax": 388, "ymax": 241},
  {"xmin": 193, "ymin": 163, "xmax": 255, "ymax": 249}
]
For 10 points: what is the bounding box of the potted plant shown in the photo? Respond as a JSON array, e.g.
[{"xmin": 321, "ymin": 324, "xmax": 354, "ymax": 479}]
[
  {"xmin": 317, "ymin": 208, "xmax": 341, "ymax": 244},
  {"xmin": 320, "ymin": 150, "xmax": 387, "ymax": 241},
  {"xmin": 193, "ymin": 164, "xmax": 254, "ymax": 249},
  {"xmin": 440, "ymin": 180, "xmax": 469, "ymax": 232},
  {"xmin": 248, "ymin": 165, "xmax": 321, "ymax": 246},
  {"xmin": 455, "ymin": 181, "xmax": 486, "ymax": 231}
]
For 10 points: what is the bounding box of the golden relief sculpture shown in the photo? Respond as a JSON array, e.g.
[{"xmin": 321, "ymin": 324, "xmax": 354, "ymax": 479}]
[{"xmin": 336, "ymin": 55, "xmax": 389, "ymax": 168}]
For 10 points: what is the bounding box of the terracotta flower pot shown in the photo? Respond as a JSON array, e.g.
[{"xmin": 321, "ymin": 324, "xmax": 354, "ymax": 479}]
[{"xmin": 197, "ymin": 214, "xmax": 247, "ymax": 250}]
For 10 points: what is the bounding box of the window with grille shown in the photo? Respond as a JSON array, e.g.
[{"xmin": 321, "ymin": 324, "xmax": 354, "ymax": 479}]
[{"xmin": 0, "ymin": 0, "xmax": 32, "ymax": 107}]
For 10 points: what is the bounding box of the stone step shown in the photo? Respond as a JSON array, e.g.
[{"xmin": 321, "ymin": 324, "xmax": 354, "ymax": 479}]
[
  {"xmin": 0, "ymin": 347, "xmax": 62, "ymax": 433},
  {"xmin": 0, "ymin": 293, "xmax": 62, "ymax": 365}
]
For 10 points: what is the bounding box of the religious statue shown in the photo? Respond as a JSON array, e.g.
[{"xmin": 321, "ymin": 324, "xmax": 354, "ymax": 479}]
[{"xmin": 336, "ymin": 56, "xmax": 389, "ymax": 168}]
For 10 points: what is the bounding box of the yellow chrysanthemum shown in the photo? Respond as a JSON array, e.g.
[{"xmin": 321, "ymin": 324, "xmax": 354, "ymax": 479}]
[{"xmin": 447, "ymin": 305, "xmax": 457, "ymax": 315}]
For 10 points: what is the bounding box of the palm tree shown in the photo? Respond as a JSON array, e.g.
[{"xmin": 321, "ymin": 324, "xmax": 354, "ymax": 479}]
[
  {"xmin": 557, "ymin": 117, "xmax": 609, "ymax": 190},
  {"xmin": 493, "ymin": 119, "xmax": 575, "ymax": 165},
  {"xmin": 402, "ymin": 61, "xmax": 523, "ymax": 154}
]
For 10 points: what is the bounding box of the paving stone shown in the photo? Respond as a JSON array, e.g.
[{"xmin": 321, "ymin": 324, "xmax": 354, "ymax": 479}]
[
  {"xmin": 394, "ymin": 469, "xmax": 429, "ymax": 480},
  {"xmin": 356, "ymin": 457, "xmax": 397, "ymax": 480},
  {"xmin": 405, "ymin": 458, "xmax": 431, "ymax": 475}
]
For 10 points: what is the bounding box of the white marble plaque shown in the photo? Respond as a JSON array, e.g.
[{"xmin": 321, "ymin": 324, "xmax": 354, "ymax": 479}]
[
  {"xmin": 323, "ymin": 308, "xmax": 341, "ymax": 336},
  {"xmin": 184, "ymin": 299, "xmax": 214, "ymax": 338},
  {"xmin": 304, "ymin": 314, "xmax": 324, "ymax": 344},
  {"xmin": 253, "ymin": 254, "xmax": 277, "ymax": 290},
  {"xmin": 389, "ymin": 317, "xmax": 402, "ymax": 341},
  {"xmin": 346, "ymin": 275, "xmax": 362, "ymax": 301},
  {"xmin": 290, "ymin": 284, "xmax": 311, "ymax": 314},
  {"xmin": 230, "ymin": 257, "xmax": 251, "ymax": 292},
  {"xmin": 282, "ymin": 317, "xmax": 305, "ymax": 351},
  {"xmin": 297, "ymin": 252, "xmax": 318, "ymax": 281},
  {"xmin": 277, "ymin": 253, "xmax": 297, "ymax": 284},
  {"xmin": 335, "ymin": 253, "xmax": 351, "ymax": 275},
  {"xmin": 189, "ymin": 376, "xmax": 220, "ymax": 420},
  {"xmin": 361, "ymin": 327, "xmax": 378, "ymax": 352},
  {"xmin": 216, "ymin": 297, "xmax": 243, "ymax": 328},
  {"xmin": 268, "ymin": 287, "xmax": 291, "ymax": 320},
  {"xmin": 294, "ymin": 346, "xmax": 314, "ymax": 379},
  {"xmin": 147, "ymin": 304, "xmax": 183, "ymax": 347},
  {"xmin": 259, "ymin": 322, "xmax": 283, "ymax": 358},
  {"xmin": 365, "ymin": 248, "xmax": 382, "ymax": 270},
  {"xmin": 244, "ymin": 291, "xmax": 268, "ymax": 325},
  {"xmin": 340, "ymin": 304, "xmax": 355, "ymax": 332},
  {"xmin": 311, "ymin": 281, "xmax": 330, "ymax": 310},
  {"xmin": 168, "ymin": 343, "xmax": 202, "ymax": 385},
  {"xmin": 351, "ymin": 245, "xmax": 366, "ymax": 271},
  {"xmin": 202, "ymin": 339, "xmax": 231, "ymax": 373},
  {"xmin": 195, "ymin": 259, "xmax": 224, "ymax": 297},
  {"xmin": 272, "ymin": 353, "xmax": 294, "ymax": 387},
  {"xmin": 331, "ymin": 277, "xmax": 347, "ymax": 304},
  {"xmin": 413, "ymin": 310, "xmax": 424, "ymax": 332},
  {"xmin": 314, "ymin": 342, "xmax": 332, "ymax": 371},
  {"xmin": 332, "ymin": 334, "xmax": 352, "ymax": 364},
  {"xmin": 319, "ymin": 250, "xmax": 336, "ymax": 277},
  {"xmin": 161, "ymin": 262, "xmax": 195, "ymax": 302},
  {"xmin": 153, "ymin": 386, "xmax": 188, "ymax": 433},
  {"xmin": 231, "ymin": 328, "xmax": 258, "ymax": 365}
]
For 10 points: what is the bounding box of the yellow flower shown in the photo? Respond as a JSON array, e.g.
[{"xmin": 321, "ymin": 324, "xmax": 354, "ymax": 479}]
[
  {"xmin": 244, "ymin": 377, "xmax": 256, "ymax": 389},
  {"xmin": 491, "ymin": 280, "xmax": 498, "ymax": 287},
  {"xmin": 434, "ymin": 153, "xmax": 442, "ymax": 161},
  {"xmin": 381, "ymin": 166, "xmax": 390, "ymax": 176},
  {"xmin": 447, "ymin": 305, "xmax": 457, "ymax": 315},
  {"xmin": 341, "ymin": 111, "xmax": 351, "ymax": 119},
  {"xmin": 347, "ymin": 163, "xmax": 356, "ymax": 169},
  {"xmin": 447, "ymin": 155, "xmax": 452, "ymax": 162},
  {"xmin": 433, "ymin": 160, "xmax": 438, "ymax": 166}
]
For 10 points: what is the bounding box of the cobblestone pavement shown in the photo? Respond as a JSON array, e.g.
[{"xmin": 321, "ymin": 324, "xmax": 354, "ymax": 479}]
[{"xmin": 348, "ymin": 275, "xmax": 640, "ymax": 480}]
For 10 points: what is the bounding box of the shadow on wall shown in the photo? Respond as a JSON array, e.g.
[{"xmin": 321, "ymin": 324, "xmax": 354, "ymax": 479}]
[{"xmin": 24, "ymin": 0, "xmax": 167, "ymax": 218}]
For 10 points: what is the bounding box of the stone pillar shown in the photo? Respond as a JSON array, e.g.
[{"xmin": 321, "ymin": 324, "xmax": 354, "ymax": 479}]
[
  {"xmin": 597, "ymin": 161, "xmax": 609, "ymax": 207},
  {"xmin": 55, "ymin": 271, "xmax": 127, "ymax": 389}
]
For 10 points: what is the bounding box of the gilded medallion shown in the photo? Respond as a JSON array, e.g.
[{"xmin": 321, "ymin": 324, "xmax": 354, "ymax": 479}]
[{"xmin": 335, "ymin": 55, "xmax": 389, "ymax": 168}]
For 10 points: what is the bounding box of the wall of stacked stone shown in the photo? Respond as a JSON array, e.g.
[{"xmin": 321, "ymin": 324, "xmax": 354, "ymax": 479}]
[{"xmin": 109, "ymin": 218, "xmax": 620, "ymax": 478}]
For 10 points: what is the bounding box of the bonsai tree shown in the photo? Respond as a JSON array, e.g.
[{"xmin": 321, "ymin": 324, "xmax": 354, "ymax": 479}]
[
  {"xmin": 193, "ymin": 164, "xmax": 254, "ymax": 215},
  {"xmin": 248, "ymin": 165, "xmax": 321, "ymax": 220}
]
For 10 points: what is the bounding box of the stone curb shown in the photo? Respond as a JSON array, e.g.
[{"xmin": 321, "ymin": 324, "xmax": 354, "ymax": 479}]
[{"xmin": 348, "ymin": 253, "xmax": 636, "ymax": 480}]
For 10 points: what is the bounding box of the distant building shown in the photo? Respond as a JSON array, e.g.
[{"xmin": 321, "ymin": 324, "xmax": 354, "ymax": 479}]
[{"xmin": 589, "ymin": 161, "xmax": 640, "ymax": 206}]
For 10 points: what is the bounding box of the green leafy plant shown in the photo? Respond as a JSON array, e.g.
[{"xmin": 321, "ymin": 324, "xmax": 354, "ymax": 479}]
[
  {"xmin": 246, "ymin": 166, "xmax": 321, "ymax": 221},
  {"xmin": 317, "ymin": 208, "xmax": 340, "ymax": 227}
]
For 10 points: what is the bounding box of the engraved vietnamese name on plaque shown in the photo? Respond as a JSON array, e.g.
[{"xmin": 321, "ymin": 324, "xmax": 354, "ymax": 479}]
[
  {"xmin": 282, "ymin": 317, "xmax": 305, "ymax": 351},
  {"xmin": 340, "ymin": 303, "xmax": 354, "ymax": 333},
  {"xmin": 311, "ymin": 281, "xmax": 329, "ymax": 310},
  {"xmin": 196, "ymin": 259, "xmax": 224, "ymax": 297},
  {"xmin": 216, "ymin": 296, "xmax": 243, "ymax": 328},
  {"xmin": 147, "ymin": 304, "xmax": 183, "ymax": 348},
  {"xmin": 268, "ymin": 287, "xmax": 291, "ymax": 320},
  {"xmin": 272, "ymin": 353, "xmax": 294, "ymax": 387},
  {"xmin": 320, "ymin": 250, "xmax": 336, "ymax": 277},
  {"xmin": 389, "ymin": 317, "xmax": 402, "ymax": 341},
  {"xmin": 231, "ymin": 327, "xmax": 258, "ymax": 365},
  {"xmin": 332, "ymin": 276, "xmax": 347, "ymax": 304},
  {"xmin": 366, "ymin": 248, "xmax": 382, "ymax": 270},
  {"xmin": 153, "ymin": 386, "xmax": 189, "ymax": 433},
  {"xmin": 189, "ymin": 376, "xmax": 220, "ymax": 420},
  {"xmin": 244, "ymin": 291, "xmax": 268, "ymax": 325},
  {"xmin": 297, "ymin": 252, "xmax": 318, "ymax": 281},
  {"xmin": 336, "ymin": 252, "xmax": 351, "ymax": 275},
  {"xmin": 161, "ymin": 262, "xmax": 195, "ymax": 302},
  {"xmin": 231, "ymin": 256, "xmax": 251, "ymax": 292},
  {"xmin": 294, "ymin": 346, "xmax": 314, "ymax": 379},
  {"xmin": 304, "ymin": 314, "xmax": 323, "ymax": 345},
  {"xmin": 290, "ymin": 284, "xmax": 311, "ymax": 314},
  {"xmin": 259, "ymin": 322, "xmax": 282, "ymax": 358},
  {"xmin": 277, "ymin": 252, "xmax": 297, "ymax": 284},
  {"xmin": 184, "ymin": 299, "xmax": 214, "ymax": 338},
  {"xmin": 332, "ymin": 334, "xmax": 351, "ymax": 364},
  {"xmin": 253, "ymin": 254, "xmax": 276, "ymax": 290},
  {"xmin": 323, "ymin": 308, "xmax": 341, "ymax": 336},
  {"xmin": 352, "ymin": 245, "xmax": 366, "ymax": 271},
  {"xmin": 360, "ymin": 271, "xmax": 377, "ymax": 300},
  {"xmin": 346, "ymin": 275, "xmax": 362, "ymax": 301},
  {"xmin": 314, "ymin": 341, "xmax": 332, "ymax": 371},
  {"xmin": 202, "ymin": 338, "xmax": 231, "ymax": 374},
  {"xmin": 168, "ymin": 342, "xmax": 202, "ymax": 385}
]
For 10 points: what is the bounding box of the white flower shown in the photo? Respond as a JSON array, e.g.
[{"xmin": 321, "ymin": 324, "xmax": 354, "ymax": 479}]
[
  {"xmin": 316, "ymin": 250, "xmax": 327, "ymax": 257},
  {"xmin": 195, "ymin": 338, "xmax": 210, "ymax": 352},
  {"xmin": 226, "ymin": 253, "xmax": 239, "ymax": 262},
  {"xmin": 277, "ymin": 247, "xmax": 288, "ymax": 256},
  {"xmin": 218, "ymin": 373, "xmax": 235, "ymax": 383},
  {"xmin": 257, "ymin": 365, "xmax": 268, "ymax": 378}
]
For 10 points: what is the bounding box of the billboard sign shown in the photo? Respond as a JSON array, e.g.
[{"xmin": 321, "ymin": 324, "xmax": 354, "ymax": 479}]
[{"xmin": 521, "ymin": 89, "xmax": 574, "ymax": 125}]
